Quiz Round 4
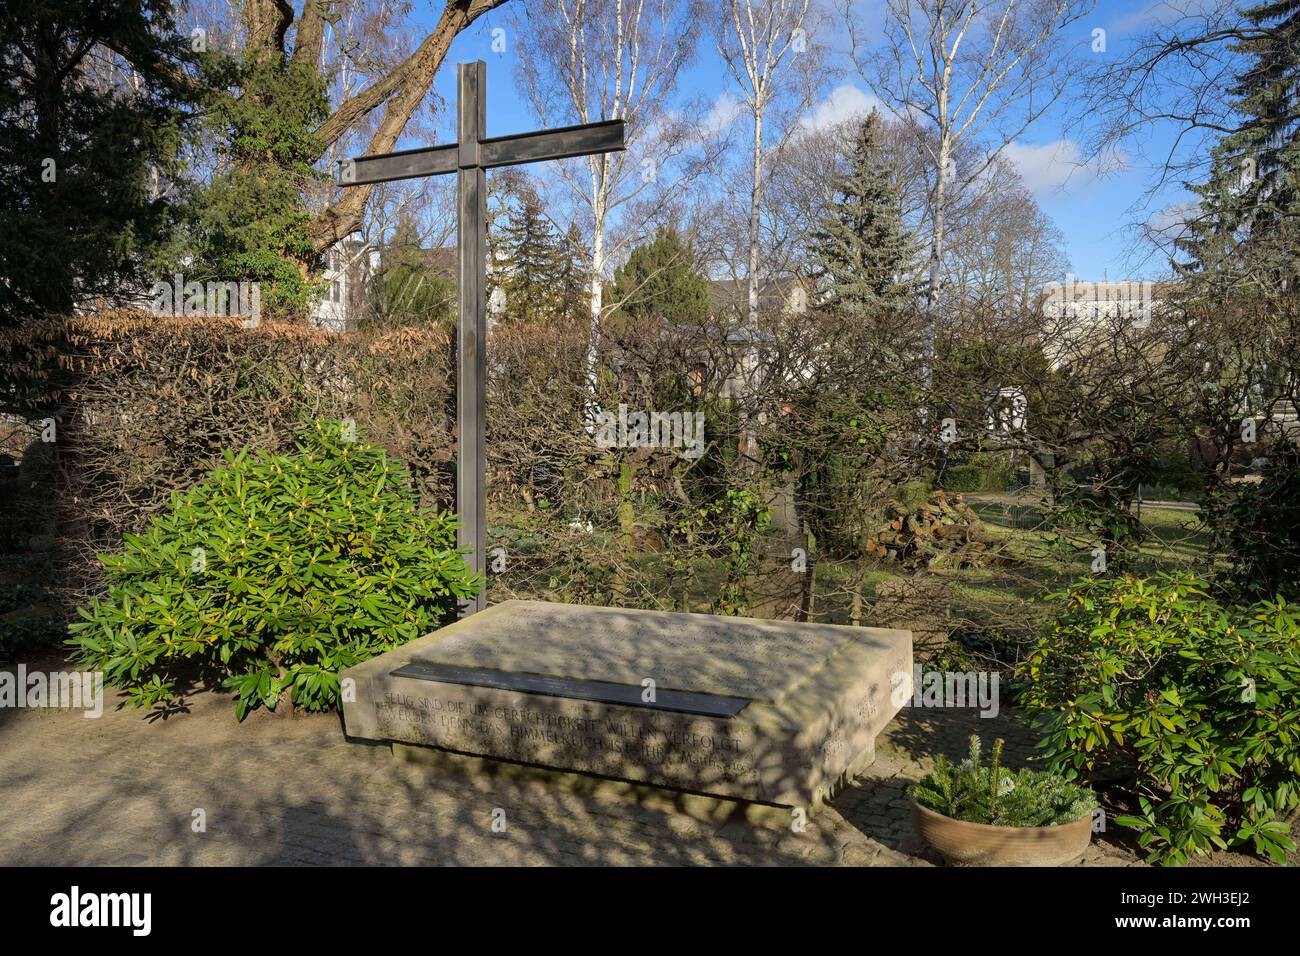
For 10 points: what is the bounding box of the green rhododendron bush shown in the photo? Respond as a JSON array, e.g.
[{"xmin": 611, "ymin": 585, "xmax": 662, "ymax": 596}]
[
  {"xmin": 68, "ymin": 420, "xmax": 480, "ymax": 718},
  {"xmin": 1020, "ymin": 573, "xmax": 1300, "ymax": 865}
]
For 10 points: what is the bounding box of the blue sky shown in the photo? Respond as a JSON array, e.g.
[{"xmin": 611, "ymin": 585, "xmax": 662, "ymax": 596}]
[{"xmin": 399, "ymin": 0, "xmax": 1216, "ymax": 282}]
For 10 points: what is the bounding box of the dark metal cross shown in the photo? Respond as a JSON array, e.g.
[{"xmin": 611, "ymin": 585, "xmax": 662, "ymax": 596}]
[{"xmin": 337, "ymin": 60, "xmax": 625, "ymax": 615}]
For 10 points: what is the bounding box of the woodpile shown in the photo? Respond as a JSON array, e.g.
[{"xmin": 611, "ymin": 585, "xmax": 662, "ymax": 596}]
[{"xmin": 863, "ymin": 491, "xmax": 989, "ymax": 569}]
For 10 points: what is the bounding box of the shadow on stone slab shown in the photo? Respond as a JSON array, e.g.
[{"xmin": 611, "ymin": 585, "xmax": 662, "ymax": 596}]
[
  {"xmin": 342, "ymin": 601, "xmax": 912, "ymax": 812},
  {"xmin": 392, "ymin": 742, "xmax": 799, "ymax": 829}
]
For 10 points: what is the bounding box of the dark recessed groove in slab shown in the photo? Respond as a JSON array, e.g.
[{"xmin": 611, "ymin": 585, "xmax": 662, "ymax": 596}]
[{"xmin": 390, "ymin": 661, "xmax": 750, "ymax": 718}]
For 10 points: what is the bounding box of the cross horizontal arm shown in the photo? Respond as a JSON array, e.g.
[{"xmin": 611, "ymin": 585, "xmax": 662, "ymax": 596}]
[
  {"xmin": 339, "ymin": 142, "xmax": 458, "ymax": 187},
  {"xmin": 337, "ymin": 119, "xmax": 625, "ymax": 187},
  {"xmin": 479, "ymin": 119, "xmax": 625, "ymax": 169}
]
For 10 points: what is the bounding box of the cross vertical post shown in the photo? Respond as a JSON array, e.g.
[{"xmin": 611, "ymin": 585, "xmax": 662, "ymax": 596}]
[
  {"xmin": 457, "ymin": 61, "xmax": 487, "ymax": 617},
  {"xmin": 336, "ymin": 61, "xmax": 624, "ymax": 619}
]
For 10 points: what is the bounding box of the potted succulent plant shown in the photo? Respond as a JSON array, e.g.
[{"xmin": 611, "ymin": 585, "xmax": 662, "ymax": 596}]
[{"xmin": 910, "ymin": 735, "xmax": 1096, "ymax": 866}]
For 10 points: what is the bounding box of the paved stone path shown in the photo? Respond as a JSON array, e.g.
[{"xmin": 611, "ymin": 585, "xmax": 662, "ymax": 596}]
[{"xmin": 0, "ymin": 658, "xmax": 1171, "ymax": 867}]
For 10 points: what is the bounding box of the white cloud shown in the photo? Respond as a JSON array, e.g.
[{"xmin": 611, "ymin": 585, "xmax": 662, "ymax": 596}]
[
  {"xmin": 798, "ymin": 84, "xmax": 886, "ymax": 133},
  {"xmin": 1002, "ymin": 139, "xmax": 1123, "ymax": 197},
  {"xmin": 1146, "ymin": 200, "xmax": 1200, "ymax": 245},
  {"xmin": 702, "ymin": 91, "xmax": 745, "ymax": 136}
]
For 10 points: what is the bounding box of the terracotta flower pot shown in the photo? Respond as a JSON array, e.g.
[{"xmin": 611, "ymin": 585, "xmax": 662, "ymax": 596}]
[{"xmin": 911, "ymin": 798, "xmax": 1094, "ymax": 867}]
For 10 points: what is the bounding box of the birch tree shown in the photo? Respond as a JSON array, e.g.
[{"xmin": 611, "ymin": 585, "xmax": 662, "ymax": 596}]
[
  {"xmin": 843, "ymin": 0, "xmax": 1092, "ymax": 375},
  {"xmin": 716, "ymin": 0, "xmax": 821, "ymax": 330},
  {"xmin": 510, "ymin": 0, "xmax": 705, "ymax": 386}
]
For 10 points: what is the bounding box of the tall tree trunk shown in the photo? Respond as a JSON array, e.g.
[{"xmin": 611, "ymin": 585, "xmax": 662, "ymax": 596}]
[
  {"xmin": 747, "ymin": 103, "xmax": 764, "ymax": 331},
  {"xmin": 922, "ymin": 134, "xmax": 951, "ymax": 396},
  {"xmin": 584, "ymin": 163, "xmax": 609, "ymax": 404},
  {"xmin": 737, "ymin": 102, "xmax": 765, "ymax": 470}
]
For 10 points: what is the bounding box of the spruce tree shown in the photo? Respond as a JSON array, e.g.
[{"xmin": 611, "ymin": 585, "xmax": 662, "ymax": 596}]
[
  {"xmin": 1226, "ymin": 0, "xmax": 1300, "ymax": 238},
  {"xmin": 558, "ymin": 222, "xmax": 591, "ymax": 322},
  {"xmin": 1175, "ymin": 0, "xmax": 1299, "ymax": 281},
  {"xmin": 1169, "ymin": 0, "xmax": 1299, "ymax": 583},
  {"xmin": 496, "ymin": 190, "xmax": 567, "ymax": 323},
  {"xmin": 807, "ymin": 110, "xmax": 916, "ymax": 315}
]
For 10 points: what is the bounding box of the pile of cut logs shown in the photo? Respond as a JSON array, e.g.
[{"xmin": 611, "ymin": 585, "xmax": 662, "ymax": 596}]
[{"xmin": 863, "ymin": 491, "xmax": 989, "ymax": 569}]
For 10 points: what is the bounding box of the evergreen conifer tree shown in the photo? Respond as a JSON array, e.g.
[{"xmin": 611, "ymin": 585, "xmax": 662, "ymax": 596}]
[
  {"xmin": 183, "ymin": 52, "xmax": 329, "ymax": 318},
  {"xmin": 0, "ymin": 0, "xmax": 192, "ymax": 322},
  {"xmin": 807, "ymin": 110, "xmax": 916, "ymax": 316},
  {"xmin": 611, "ymin": 227, "xmax": 710, "ymax": 326},
  {"xmin": 558, "ymin": 222, "xmax": 591, "ymax": 322},
  {"xmin": 496, "ymin": 190, "xmax": 566, "ymax": 322},
  {"xmin": 1175, "ymin": 0, "xmax": 1299, "ymax": 282}
]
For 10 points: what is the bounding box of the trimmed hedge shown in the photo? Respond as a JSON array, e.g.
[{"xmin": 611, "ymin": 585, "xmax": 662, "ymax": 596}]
[{"xmin": 1, "ymin": 310, "xmax": 457, "ymax": 587}]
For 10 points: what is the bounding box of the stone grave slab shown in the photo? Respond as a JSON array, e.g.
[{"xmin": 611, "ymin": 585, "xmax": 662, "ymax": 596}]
[{"xmin": 341, "ymin": 600, "xmax": 911, "ymax": 810}]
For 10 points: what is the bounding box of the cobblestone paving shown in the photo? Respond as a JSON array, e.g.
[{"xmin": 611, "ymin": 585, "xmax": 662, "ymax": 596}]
[{"xmin": 0, "ymin": 661, "xmax": 1147, "ymax": 867}]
